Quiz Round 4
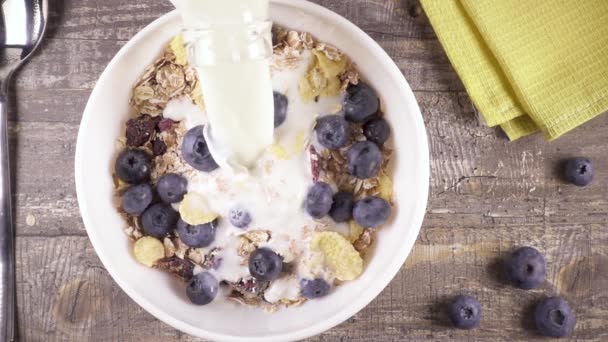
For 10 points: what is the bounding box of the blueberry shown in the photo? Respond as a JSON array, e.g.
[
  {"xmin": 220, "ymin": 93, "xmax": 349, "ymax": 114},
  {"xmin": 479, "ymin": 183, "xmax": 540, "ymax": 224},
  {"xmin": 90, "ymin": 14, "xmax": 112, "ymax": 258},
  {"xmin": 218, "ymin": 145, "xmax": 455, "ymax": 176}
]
[
  {"xmin": 315, "ymin": 115, "xmax": 352, "ymax": 149},
  {"xmin": 535, "ymin": 297, "xmax": 576, "ymax": 337},
  {"xmin": 274, "ymin": 91, "xmax": 288, "ymax": 128},
  {"xmin": 177, "ymin": 219, "xmax": 217, "ymax": 248},
  {"xmin": 229, "ymin": 208, "xmax": 252, "ymax": 229},
  {"xmin": 447, "ymin": 295, "xmax": 482, "ymax": 330},
  {"xmin": 343, "ymin": 83, "xmax": 379, "ymax": 123},
  {"xmin": 141, "ymin": 203, "xmax": 178, "ymax": 238},
  {"xmin": 329, "ymin": 191, "xmax": 354, "ymax": 223},
  {"xmin": 121, "ymin": 184, "xmax": 153, "ymax": 215},
  {"xmin": 248, "ymin": 247, "xmax": 283, "ymax": 281},
  {"xmin": 182, "ymin": 125, "xmax": 219, "ymax": 172},
  {"xmin": 363, "ymin": 118, "xmax": 391, "ymax": 145},
  {"xmin": 346, "ymin": 141, "xmax": 382, "ymax": 179},
  {"xmin": 564, "ymin": 157, "xmax": 593, "ymax": 186},
  {"xmin": 353, "ymin": 196, "xmax": 391, "ymax": 228},
  {"xmin": 504, "ymin": 246, "xmax": 546, "ymax": 289},
  {"xmin": 115, "ymin": 149, "xmax": 152, "ymax": 184},
  {"xmin": 157, "ymin": 173, "xmax": 188, "ymax": 203},
  {"xmin": 305, "ymin": 182, "xmax": 334, "ymax": 219},
  {"xmin": 300, "ymin": 278, "xmax": 331, "ymax": 299},
  {"xmin": 186, "ymin": 272, "xmax": 219, "ymax": 305}
]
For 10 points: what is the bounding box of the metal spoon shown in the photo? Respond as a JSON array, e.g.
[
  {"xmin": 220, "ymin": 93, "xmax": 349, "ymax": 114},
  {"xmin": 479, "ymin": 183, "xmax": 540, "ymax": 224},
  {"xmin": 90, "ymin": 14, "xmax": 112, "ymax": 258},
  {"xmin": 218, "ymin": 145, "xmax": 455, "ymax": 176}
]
[{"xmin": 0, "ymin": 1, "xmax": 48, "ymax": 340}]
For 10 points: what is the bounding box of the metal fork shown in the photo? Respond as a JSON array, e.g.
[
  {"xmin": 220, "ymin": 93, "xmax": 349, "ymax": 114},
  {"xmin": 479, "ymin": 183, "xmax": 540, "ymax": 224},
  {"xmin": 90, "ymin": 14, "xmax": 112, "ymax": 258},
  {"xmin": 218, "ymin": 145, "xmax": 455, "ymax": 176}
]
[{"xmin": 0, "ymin": 1, "xmax": 48, "ymax": 340}]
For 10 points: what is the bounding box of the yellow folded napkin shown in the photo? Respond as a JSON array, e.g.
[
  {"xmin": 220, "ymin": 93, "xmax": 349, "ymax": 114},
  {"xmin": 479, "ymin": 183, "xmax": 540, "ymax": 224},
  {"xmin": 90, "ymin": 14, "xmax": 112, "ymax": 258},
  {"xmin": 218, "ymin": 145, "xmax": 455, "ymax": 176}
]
[{"xmin": 420, "ymin": 0, "xmax": 608, "ymax": 141}]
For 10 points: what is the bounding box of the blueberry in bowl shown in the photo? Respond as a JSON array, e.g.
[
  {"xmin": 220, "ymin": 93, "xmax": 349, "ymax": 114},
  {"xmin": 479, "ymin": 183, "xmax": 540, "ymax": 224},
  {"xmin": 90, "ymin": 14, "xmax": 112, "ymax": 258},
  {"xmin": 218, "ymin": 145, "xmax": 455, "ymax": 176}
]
[
  {"xmin": 141, "ymin": 203, "xmax": 179, "ymax": 238},
  {"xmin": 248, "ymin": 248, "xmax": 283, "ymax": 282},
  {"xmin": 301, "ymin": 278, "xmax": 331, "ymax": 299},
  {"xmin": 186, "ymin": 272, "xmax": 219, "ymax": 306},
  {"xmin": 346, "ymin": 141, "xmax": 383, "ymax": 179},
  {"xmin": 315, "ymin": 114, "xmax": 352, "ymax": 149},
  {"xmin": 121, "ymin": 183, "xmax": 153, "ymax": 215},
  {"xmin": 343, "ymin": 82, "xmax": 380, "ymax": 123},
  {"xmin": 305, "ymin": 182, "xmax": 334, "ymax": 219},
  {"xmin": 157, "ymin": 173, "xmax": 188, "ymax": 203},
  {"xmin": 329, "ymin": 191, "xmax": 354, "ymax": 223},
  {"xmin": 182, "ymin": 125, "xmax": 219, "ymax": 172},
  {"xmin": 115, "ymin": 149, "xmax": 152, "ymax": 184},
  {"xmin": 229, "ymin": 207, "xmax": 252, "ymax": 229},
  {"xmin": 177, "ymin": 219, "xmax": 217, "ymax": 248},
  {"xmin": 273, "ymin": 91, "xmax": 288, "ymax": 128},
  {"xmin": 363, "ymin": 118, "xmax": 391, "ymax": 146},
  {"xmin": 353, "ymin": 196, "xmax": 391, "ymax": 228}
]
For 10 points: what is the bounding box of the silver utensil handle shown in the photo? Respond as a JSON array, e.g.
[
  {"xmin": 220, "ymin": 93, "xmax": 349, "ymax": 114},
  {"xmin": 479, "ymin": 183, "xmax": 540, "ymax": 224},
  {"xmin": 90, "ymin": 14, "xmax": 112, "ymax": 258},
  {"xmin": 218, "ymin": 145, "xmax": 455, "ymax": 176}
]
[{"xmin": 0, "ymin": 87, "xmax": 16, "ymax": 342}]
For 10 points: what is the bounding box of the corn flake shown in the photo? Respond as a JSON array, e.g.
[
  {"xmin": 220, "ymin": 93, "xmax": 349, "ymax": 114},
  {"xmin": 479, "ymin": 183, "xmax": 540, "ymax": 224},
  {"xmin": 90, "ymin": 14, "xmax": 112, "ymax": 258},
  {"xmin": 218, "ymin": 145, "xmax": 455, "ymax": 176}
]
[
  {"xmin": 170, "ymin": 34, "xmax": 188, "ymax": 65},
  {"xmin": 311, "ymin": 231, "xmax": 363, "ymax": 281},
  {"xmin": 134, "ymin": 237, "xmax": 165, "ymax": 267},
  {"xmin": 179, "ymin": 192, "xmax": 219, "ymax": 225},
  {"xmin": 299, "ymin": 49, "xmax": 348, "ymax": 103},
  {"xmin": 378, "ymin": 171, "xmax": 393, "ymax": 202}
]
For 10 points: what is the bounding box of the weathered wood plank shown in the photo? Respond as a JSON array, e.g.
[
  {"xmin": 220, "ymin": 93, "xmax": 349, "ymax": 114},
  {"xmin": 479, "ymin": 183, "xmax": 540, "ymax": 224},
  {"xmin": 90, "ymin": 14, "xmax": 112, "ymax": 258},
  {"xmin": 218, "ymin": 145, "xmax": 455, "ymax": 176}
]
[
  {"xmin": 11, "ymin": 0, "xmax": 608, "ymax": 341},
  {"xmin": 16, "ymin": 226, "xmax": 608, "ymax": 342},
  {"xmin": 45, "ymin": 0, "xmax": 434, "ymax": 42}
]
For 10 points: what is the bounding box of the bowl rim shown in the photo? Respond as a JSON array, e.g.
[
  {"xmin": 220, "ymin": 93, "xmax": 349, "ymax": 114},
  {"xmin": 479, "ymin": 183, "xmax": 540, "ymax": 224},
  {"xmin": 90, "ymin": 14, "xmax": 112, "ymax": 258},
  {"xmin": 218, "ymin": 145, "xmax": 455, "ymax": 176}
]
[{"xmin": 75, "ymin": 0, "xmax": 429, "ymax": 340}]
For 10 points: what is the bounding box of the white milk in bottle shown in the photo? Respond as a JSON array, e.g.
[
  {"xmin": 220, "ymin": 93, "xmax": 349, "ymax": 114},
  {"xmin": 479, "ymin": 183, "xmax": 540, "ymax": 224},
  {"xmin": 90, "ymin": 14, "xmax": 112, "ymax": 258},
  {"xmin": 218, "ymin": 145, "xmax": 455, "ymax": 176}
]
[{"xmin": 170, "ymin": 0, "xmax": 274, "ymax": 169}]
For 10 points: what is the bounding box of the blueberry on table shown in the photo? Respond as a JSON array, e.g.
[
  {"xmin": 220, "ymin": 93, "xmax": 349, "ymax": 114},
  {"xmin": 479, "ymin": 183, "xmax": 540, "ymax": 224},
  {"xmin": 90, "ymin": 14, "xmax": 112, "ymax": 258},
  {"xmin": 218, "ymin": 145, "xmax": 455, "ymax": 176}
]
[
  {"xmin": 564, "ymin": 157, "xmax": 593, "ymax": 186},
  {"xmin": 315, "ymin": 115, "xmax": 352, "ymax": 149},
  {"xmin": 346, "ymin": 141, "xmax": 383, "ymax": 179},
  {"xmin": 115, "ymin": 149, "xmax": 152, "ymax": 184},
  {"xmin": 186, "ymin": 272, "xmax": 219, "ymax": 305},
  {"xmin": 447, "ymin": 295, "xmax": 482, "ymax": 330},
  {"xmin": 181, "ymin": 125, "xmax": 219, "ymax": 172},
  {"xmin": 229, "ymin": 207, "xmax": 252, "ymax": 229},
  {"xmin": 504, "ymin": 246, "xmax": 546, "ymax": 289},
  {"xmin": 363, "ymin": 118, "xmax": 391, "ymax": 146},
  {"xmin": 157, "ymin": 173, "xmax": 188, "ymax": 203},
  {"xmin": 329, "ymin": 191, "xmax": 354, "ymax": 223},
  {"xmin": 343, "ymin": 82, "xmax": 380, "ymax": 123},
  {"xmin": 141, "ymin": 203, "xmax": 178, "ymax": 238},
  {"xmin": 534, "ymin": 297, "xmax": 576, "ymax": 338},
  {"xmin": 300, "ymin": 278, "xmax": 331, "ymax": 299},
  {"xmin": 248, "ymin": 247, "xmax": 283, "ymax": 281},
  {"xmin": 305, "ymin": 182, "xmax": 334, "ymax": 219},
  {"xmin": 274, "ymin": 91, "xmax": 288, "ymax": 128},
  {"xmin": 121, "ymin": 184, "xmax": 153, "ymax": 215},
  {"xmin": 177, "ymin": 219, "xmax": 217, "ymax": 248}
]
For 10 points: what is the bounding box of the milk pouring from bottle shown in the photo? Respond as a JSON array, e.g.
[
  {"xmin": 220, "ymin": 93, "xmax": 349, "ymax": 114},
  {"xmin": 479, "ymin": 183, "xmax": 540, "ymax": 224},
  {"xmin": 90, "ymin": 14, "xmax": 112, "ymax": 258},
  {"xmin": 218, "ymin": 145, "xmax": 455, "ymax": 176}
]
[{"xmin": 171, "ymin": 0, "xmax": 274, "ymax": 169}]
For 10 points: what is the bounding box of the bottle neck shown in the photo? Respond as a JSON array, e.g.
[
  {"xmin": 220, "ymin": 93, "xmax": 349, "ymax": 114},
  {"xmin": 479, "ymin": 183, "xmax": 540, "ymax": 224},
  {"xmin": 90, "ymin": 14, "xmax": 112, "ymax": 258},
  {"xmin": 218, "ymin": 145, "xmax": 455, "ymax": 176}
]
[{"xmin": 183, "ymin": 21, "xmax": 273, "ymax": 66}]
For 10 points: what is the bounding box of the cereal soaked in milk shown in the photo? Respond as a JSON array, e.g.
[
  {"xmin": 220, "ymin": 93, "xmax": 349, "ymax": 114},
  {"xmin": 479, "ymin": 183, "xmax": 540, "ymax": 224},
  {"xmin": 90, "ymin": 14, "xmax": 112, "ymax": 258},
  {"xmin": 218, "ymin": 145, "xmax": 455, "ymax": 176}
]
[{"xmin": 118, "ymin": 27, "xmax": 392, "ymax": 310}]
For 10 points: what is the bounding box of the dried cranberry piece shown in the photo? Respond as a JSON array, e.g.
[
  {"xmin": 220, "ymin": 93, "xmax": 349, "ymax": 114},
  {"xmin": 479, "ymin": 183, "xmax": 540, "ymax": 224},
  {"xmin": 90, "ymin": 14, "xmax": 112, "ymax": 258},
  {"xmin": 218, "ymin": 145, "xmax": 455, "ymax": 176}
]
[
  {"xmin": 157, "ymin": 118, "xmax": 175, "ymax": 132},
  {"xmin": 126, "ymin": 115, "xmax": 161, "ymax": 147},
  {"xmin": 152, "ymin": 137, "xmax": 167, "ymax": 156}
]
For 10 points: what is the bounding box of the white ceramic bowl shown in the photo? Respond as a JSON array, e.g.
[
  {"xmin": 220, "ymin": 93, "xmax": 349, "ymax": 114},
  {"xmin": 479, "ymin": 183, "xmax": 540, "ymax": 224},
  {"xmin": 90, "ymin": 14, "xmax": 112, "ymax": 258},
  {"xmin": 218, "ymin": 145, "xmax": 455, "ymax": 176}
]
[{"xmin": 75, "ymin": 0, "xmax": 429, "ymax": 340}]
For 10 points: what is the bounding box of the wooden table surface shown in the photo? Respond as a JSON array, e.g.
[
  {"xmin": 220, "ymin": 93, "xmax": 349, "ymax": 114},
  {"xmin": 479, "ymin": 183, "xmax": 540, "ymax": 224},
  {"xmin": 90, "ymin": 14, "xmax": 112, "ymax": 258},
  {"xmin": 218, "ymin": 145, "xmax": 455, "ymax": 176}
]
[{"xmin": 10, "ymin": 0, "xmax": 608, "ymax": 341}]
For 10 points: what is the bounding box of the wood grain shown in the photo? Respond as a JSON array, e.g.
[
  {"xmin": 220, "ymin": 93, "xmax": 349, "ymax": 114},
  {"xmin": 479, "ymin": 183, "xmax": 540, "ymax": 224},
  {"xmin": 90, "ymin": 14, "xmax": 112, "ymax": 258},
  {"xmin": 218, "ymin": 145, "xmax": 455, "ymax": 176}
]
[{"xmin": 8, "ymin": 0, "xmax": 608, "ymax": 341}]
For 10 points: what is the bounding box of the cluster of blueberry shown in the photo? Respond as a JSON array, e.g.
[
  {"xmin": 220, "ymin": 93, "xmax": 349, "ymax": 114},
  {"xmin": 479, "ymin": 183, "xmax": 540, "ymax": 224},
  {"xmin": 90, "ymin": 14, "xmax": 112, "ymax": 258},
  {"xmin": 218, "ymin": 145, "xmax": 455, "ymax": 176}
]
[
  {"xmin": 115, "ymin": 145, "xmax": 218, "ymax": 305},
  {"xmin": 306, "ymin": 82, "xmax": 393, "ymax": 228},
  {"xmin": 446, "ymin": 158, "xmax": 594, "ymax": 337},
  {"xmin": 447, "ymin": 247, "xmax": 576, "ymax": 338}
]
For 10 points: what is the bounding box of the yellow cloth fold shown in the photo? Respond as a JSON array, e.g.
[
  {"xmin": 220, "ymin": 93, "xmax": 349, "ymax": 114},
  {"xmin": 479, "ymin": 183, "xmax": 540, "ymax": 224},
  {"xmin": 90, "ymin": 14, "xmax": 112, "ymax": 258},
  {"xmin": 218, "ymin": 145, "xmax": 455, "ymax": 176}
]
[{"xmin": 420, "ymin": 0, "xmax": 608, "ymax": 141}]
